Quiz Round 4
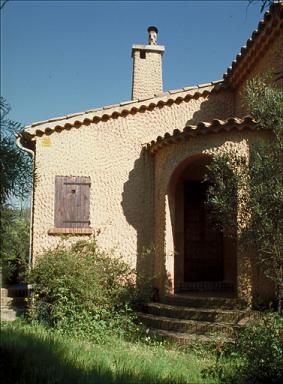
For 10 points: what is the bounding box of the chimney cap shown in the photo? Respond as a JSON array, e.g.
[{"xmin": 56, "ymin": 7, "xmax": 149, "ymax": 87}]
[{"xmin": 147, "ymin": 26, "xmax": 158, "ymax": 34}]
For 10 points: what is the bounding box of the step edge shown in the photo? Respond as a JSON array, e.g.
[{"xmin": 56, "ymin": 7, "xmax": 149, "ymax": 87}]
[
  {"xmin": 145, "ymin": 303, "xmax": 250, "ymax": 314},
  {"xmin": 150, "ymin": 328, "xmax": 232, "ymax": 341},
  {"xmin": 137, "ymin": 312, "xmax": 239, "ymax": 328}
]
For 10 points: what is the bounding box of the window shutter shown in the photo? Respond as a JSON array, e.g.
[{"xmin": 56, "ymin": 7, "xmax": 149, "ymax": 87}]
[{"xmin": 54, "ymin": 176, "xmax": 91, "ymax": 228}]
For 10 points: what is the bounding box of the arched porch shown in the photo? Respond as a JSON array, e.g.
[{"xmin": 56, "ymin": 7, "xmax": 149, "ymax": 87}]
[
  {"xmin": 149, "ymin": 118, "xmax": 268, "ymax": 306},
  {"xmin": 167, "ymin": 154, "xmax": 237, "ymax": 294}
]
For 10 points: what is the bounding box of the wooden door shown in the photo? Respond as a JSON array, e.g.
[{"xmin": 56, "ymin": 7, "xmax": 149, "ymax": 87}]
[{"xmin": 184, "ymin": 181, "xmax": 223, "ymax": 282}]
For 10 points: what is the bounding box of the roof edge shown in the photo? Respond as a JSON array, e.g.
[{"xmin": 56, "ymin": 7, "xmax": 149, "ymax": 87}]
[
  {"xmin": 147, "ymin": 116, "xmax": 262, "ymax": 154},
  {"xmin": 23, "ymin": 80, "xmax": 227, "ymax": 138},
  {"xmin": 223, "ymin": 1, "xmax": 283, "ymax": 88}
]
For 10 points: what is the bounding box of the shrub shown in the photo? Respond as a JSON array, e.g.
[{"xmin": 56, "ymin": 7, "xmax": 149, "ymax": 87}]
[
  {"xmin": 203, "ymin": 312, "xmax": 283, "ymax": 383},
  {"xmin": 204, "ymin": 77, "xmax": 283, "ymax": 312},
  {"xmin": 0, "ymin": 206, "xmax": 29, "ymax": 285},
  {"xmin": 28, "ymin": 239, "xmax": 153, "ymax": 339}
]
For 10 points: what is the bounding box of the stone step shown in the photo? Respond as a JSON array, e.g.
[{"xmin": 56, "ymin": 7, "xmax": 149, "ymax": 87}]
[
  {"xmin": 1, "ymin": 286, "xmax": 28, "ymax": 298},
  {"xmin": 0, "ymin": 306, "xmax": 26, "ymax": 322},
  {"xmin": 164, "ymin": 294, "xmax": 247, "ymax": 309},
  {"xmin": 1, "ymin": 285, "xmax": 28, "ymax": 322},
  {"xmin": 144, "ymin": 302, "xmax": 250, "ymax": 324},
  {"xmin": 1, "ymin": 296, "xmax": 26, "ymax": 307},
  {"xmin": 148, "ymin": 328, "xmax": 231, "ymax": 346},
  {"xmin": 138, "ymin": 312, "xmax": 238, "ymax": 337},
  {"xmin": 179, "ymin": 281, "xmax": 234, "ymax": 292}
]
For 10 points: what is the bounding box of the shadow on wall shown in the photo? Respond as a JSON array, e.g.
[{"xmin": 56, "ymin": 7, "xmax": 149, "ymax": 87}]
[
  {"xmin": 121, "ymin": 148, "xmax": 156, "ymax": 282},
  {"xmin": 251, "ymin": 260, "xmax": 276, "ymax": 309},
  {"xmin": 186, "ymin": 92, "xmax": 234, "ymax": 126}
]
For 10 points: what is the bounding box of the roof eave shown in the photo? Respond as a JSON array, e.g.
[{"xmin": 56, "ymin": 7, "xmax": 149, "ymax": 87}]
[
  {"xmin": 223, "ymin": 1, "xmax": 283, "ymax": 89},
  {"xmin": 147, "ymin": 116, "xmax": 262, "ymax": 154},
  {"xmin": 23, "ymin": 80, "xmax": 227, "ymax": 139}
]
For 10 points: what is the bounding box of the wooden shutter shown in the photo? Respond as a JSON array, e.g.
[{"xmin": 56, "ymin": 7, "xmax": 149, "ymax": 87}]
[{"xmin": 54, "ymin": 176, "xmax": 91, "ymax": 228}]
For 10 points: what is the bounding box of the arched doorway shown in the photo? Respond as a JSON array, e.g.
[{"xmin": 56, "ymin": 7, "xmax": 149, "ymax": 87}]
[
  {"xmin": 168, "ymin": 154, "xmax": 236, "ymax": 293},
  {"xmin": 183, "ymin": 179, "xmax": 223, "ymax": 285}
]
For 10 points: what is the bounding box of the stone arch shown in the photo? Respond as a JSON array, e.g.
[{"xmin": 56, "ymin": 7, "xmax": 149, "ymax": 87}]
[
  {"xmin": 168, "ymin": 154, "xmax": 214, "ymax": 292},
  {"xmin": 154, "ymin": 141, "xmax": 238, "ymax": 296}
]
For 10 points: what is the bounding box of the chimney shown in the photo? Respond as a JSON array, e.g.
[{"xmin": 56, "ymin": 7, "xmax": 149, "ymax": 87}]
[{"xmin": 131, "ymin": 26, "xmax": 165, "ymax": 100}]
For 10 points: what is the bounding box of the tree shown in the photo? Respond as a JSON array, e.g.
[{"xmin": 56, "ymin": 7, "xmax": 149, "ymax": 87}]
[
  {"xmin": 0, "ymin": 0, "xmax": 9, "ymax": 10},
  {"xmin": 205, "ymin": 76, "xmax": 283, "ymax": 312},
  {"xmin": 1, "ymin": 207, "xmax": 30, "ymax": 284},
  {"xmin": 0, "ymin": 97, "xmax": 32, "ymax": 284},
  {"xmin": 248, "ymin": 0, "xmax": 275, "ymax": 13},
  {"xmin": 0, "ymin": 97, "xmax": 32, "ymax": 205}
]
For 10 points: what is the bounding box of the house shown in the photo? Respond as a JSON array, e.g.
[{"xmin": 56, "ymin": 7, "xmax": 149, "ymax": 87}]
[{"xmin": 17, "ymin": 3, "xmax": 282, "ymax": 307}]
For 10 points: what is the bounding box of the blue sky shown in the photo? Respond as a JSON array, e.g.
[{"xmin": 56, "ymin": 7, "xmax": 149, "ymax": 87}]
[{"xmin": 1, "ymin": 0, "xmax": 263, "ymax": 126}]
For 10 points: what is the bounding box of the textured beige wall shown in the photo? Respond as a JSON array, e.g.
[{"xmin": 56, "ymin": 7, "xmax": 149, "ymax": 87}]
[
  {"xmin": 32, "ymin": 90, "xmax": 233, "ymax": 274},
  {"xmin": 132, "ymin": 49, "xmax": 163, "ymax": 100},
  {"xmin": 30, "ymin": 24, "xmax": 281, "ymax": 306},
  {"xmin": 235, "ymin": 34, "xmax": 283, "ymax": 115},
  {"xmin": 153, "ymin": 130, "xmax": 271, "ymax": 303}
]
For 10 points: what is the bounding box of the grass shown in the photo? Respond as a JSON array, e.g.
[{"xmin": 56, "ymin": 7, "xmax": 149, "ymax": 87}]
[{"xmin": 1, "ymin": 320, "xmax": 218, "ymax": 384}]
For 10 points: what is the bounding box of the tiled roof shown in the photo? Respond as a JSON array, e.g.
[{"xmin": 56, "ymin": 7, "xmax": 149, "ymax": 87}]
[
  {"xmin": 21, "ymin": 81, "xmax": 226, "ymax": 138},
  {"xmin": 21, "ymin": 2, "xmax": 281, "ymax": 140},
  {"xmin": 223, "ymin": 1, "xmax": 283, "ymax": 88},
  {"xmin": 147, "ymin": 116, "xmax": 261, "ymax": 154}
]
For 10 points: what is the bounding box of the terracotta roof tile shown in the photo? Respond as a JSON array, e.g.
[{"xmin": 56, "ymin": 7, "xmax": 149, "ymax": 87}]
[
  {"xmin": 103, "ymin": 103, "xmax": 120, "ymax": 110},
  {"xmin": 21, "ymin": 3, "xmax": 282, "ymax": 141},
  {"xmin": 119, "ymin": 100, "xmax": 137, "ymax": 106},
  {"xmin": 168, "ymin": 89, "xmax": 185, "ymax": 94},
  {"xmin": 146, "ymin": 116, "xmax": 261, "ymax": 153},
  {"xmin": 223, "ymin": 1, "xmax": 283, "ymax": 88},
  {"xmin": 22, "ymin": 81, "xmax": 225, "ymax": 138}
]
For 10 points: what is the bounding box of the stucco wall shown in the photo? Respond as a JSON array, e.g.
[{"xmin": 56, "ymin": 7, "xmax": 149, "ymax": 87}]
[
  {"xmin": 153, "ymin": 130, "xmax": 272, "ymax": 303},
  {"xmin": 32, "ymin": 90, "xmax": 233, "ymax": 274},
  {"xmin": 234, "ymin": 33, "xmax": 283, "ymax": 115},
  {"xmin": 132, "ymin": 49, "xmax": 163, "ymax": 100},
  {"xmin": 29, "ymin": 19, "xmax": 281, "ymax": 305}
]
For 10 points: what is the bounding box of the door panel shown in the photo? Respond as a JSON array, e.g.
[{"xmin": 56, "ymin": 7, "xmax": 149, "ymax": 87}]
[{"xmin": 184, "ymin": 181, "xmax": 223, "ymax": 282}]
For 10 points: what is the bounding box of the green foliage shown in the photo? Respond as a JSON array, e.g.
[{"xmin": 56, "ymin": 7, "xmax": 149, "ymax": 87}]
[
  {"xmin": 0, "ymin": 97, "xmax": 32, "ymax": 206},
  {"xmin": 0, "ymin": 206, "xmax": 30, "ymax": 285},
  {"xmin": 203, "ymin": 313, "xmax": 283, "ymax": 384},
  {"xmin": 0, "ymin": 98, "xmax": 31, "ymax": 287},
  {"xmin": 205, "ymin": 76, "xmax": 283, "ymax": 311},
  {"xmin": 243, "ymin": 79, "xmax": 283, "ymax": 283},
  {"xmin": 1, "ymin": 320, "xmax": 216, "ymax": 384},
  {"xmin": 243, "ymin": 76, "xmax": 283, "ymax": 133},
  {"xmin": 28, "ymin": 239, "xmax": 154, "ymax": 340},
  {"xmin": 205, "ymin": 153, "xmax": 247, "ymax": 233},
  {"xmin": 248, "ymin": 140, "xmax": 283, "ymax": 297}
]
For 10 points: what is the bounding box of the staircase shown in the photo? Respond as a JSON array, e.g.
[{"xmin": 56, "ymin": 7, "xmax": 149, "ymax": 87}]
[
  {"xmin": 138, "ymin": 293, "xmax": 253, "ymax": 345},
  {"xmin": 1, "ymin": 286, "xmax": 28, "ymax": 322}
]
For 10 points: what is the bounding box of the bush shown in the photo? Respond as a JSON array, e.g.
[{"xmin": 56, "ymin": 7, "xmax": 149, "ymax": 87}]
[
  {"xmin": 28, "ymin": 239, "xmax": 153, "ymax": 340},
  {"xmin": 204, "ymin": 312, "xmax": 283, "ymax": 383},
  {"xmin": 0, "ymin": 206, "xmax": 29, "ymax": 285}
]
